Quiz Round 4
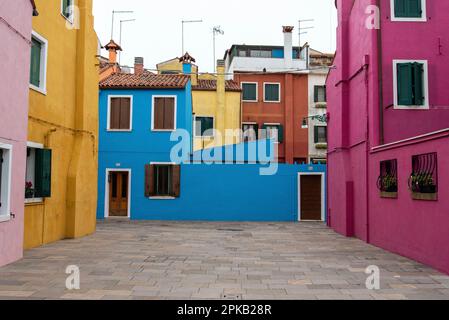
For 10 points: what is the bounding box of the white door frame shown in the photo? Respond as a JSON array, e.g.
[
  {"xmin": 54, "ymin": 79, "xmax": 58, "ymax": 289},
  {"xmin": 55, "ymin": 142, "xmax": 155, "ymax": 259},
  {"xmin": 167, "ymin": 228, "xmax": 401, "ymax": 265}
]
[
  {"xmin": 297, "ymin": 172, "xmax": 325, "ymax": 222},
  {"xmin": 104, "ymin": 168, "xmax": 131, "ymax": 218}
]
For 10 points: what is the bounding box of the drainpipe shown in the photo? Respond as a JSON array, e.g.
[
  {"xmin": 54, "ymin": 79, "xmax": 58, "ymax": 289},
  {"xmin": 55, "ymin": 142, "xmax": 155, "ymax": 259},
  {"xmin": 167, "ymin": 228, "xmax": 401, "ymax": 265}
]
[
  {"xmin": 364, "ymin": 61, "xmax": 371, "ymax": 244},
  {"xmin": 377, "ymin": 0, "xmax": 384, "ymax": 145}
]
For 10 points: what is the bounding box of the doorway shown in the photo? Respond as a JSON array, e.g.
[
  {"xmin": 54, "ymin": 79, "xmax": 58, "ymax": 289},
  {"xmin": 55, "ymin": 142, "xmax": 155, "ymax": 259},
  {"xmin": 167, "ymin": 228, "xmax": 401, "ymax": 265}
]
[
  {"xmin": 107, "ymin": 171, "xmax": 130, "ymax": 217},
  {"xmin": 298, "ymin": 173, "xmax": 325, "ymax": 221}
]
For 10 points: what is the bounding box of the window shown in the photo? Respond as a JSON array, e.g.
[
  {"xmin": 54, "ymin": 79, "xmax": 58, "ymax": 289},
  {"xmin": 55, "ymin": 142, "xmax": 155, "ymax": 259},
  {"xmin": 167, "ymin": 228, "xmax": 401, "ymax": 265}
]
[
  {"xmin": 394, "ymin": 60, "xmax": 428, "ymax": 109},
  {"xmin": 314, "ymin": 126, "xmax": 327, "ymax": 144},
  {"xmin": 409, "ymin": 153, "xmax": 438, "ymax": 200},
  {"xmin": 152, "ymin": 97, "xmax": 176, "ymax": 131},
  {"xmin": 264, "ymin": 83, "xmax": 281, "ymax": 103},
  {"xmin": 25, "ymin": 144, "xmax": 52, "ymax": 202},
  {"xmin": 238, "ymin": 50, "xmax": 247, "ymax": 57},
  {"xmin": 314, "ymin": 85, "xmax": 327, "ymax": 103},
  {"xmin": 108, "ymin": 96, "xmax": 132, "ymax": 131},
  {"xmin": 0, "ymin": 144, "xmax": 12, "ymax": 222},
  {"xmin": 391, "ymin": 0, "xmax": 426, "ymax": 21},
  {"xmin": 242, "ymin": 123, "xmax": 259, "ymax": 142},
  {"xmin": 61, "ymin": 0, "xmax": 74, "ymax": 22},
  {"xmin": 262, "ymin": 124, "xmax": 284, "ymax": 143},
  {"xmin": 29, "ymin": 31, "xmax": 48, "ymax": 94},
  {"xmin": 145, "ymin": 164, "xmax": 180, "ymax": 198},
  {"xmin": 250, "ymin": 50, "xmax": 272, "ymax": 58},
  {"xmin": 242, "ymin": 83, "xmax": 258, "ymax": 102},
  {"xmin": 377, "ymin": 159, "xmax": 398, "ymax": 198},
  {"xmin": 195, "ymin": 117, "xmax": 214, "ymax": 138}
]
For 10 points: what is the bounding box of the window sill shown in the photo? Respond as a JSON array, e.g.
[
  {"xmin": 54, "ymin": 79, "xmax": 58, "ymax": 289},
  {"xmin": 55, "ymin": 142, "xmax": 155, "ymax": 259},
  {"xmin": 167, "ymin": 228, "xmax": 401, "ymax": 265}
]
[
  {"xmin": 107, "ymin": 129, "xmax": 132, "ymax": 132},
  {"xmin": 61, "ymin": 13, "xmax": 74, "ymax": 25},
  {"xmin": 263, "ymin": 100, "xmax": 281, "ymax": 104},
  {"xmin": 411, "ymin": 192, "xmax": 438, "ymax": 201},
  {"xmin": 25, "ymin": 198, "xmax": 44, "ymax": 205},
  {"xmin": 315, "ymin": 102, "xmax": 327, "ymax": 108},
  {"xmin": 29, "ymin": 84, "xmax": 47, "ymax": 96},
  {"xmin": 380, "ymin": 192, "xmax": 398, "ymax": 199},
  {"xmin": 242, "ymin": 100, "xmax": 258, "ymax": 103},
  {"xmin": 315, "ymin": 143, "xmax": 328, "ymax": 150},
  {"xmin": 149, "ymin": 196, "xmax": 177, "ymax": 200},
  {"xmin": 391, "ymin": 17, "xmax": 427, "ymax": 22},
  {"xmin": 151, "ymin": 129, "xmax": 177, "ymax": 132},
  {"xmin": 394, "ymin": 105, "xmax": 429, "ymax": 110},
  {"xmin": 0, "ymin": 215, "xmax": 11, "ymax": 223}
]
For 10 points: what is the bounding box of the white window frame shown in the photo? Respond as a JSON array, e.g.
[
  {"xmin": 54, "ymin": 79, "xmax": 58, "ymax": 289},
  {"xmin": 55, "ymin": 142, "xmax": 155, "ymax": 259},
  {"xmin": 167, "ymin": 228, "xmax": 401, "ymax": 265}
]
[
  {"xmin": 0, "ymin": 143, "xmax": 13, "ymax": 223},
  {"xmin": 263, "ymin": 82, "xmax": 281, "ymax": 103},
  {"xmin": 194, "ymin": 116, "xmax": 215, "ymax": 138},
  {"xmin": 29, "ymin": 30, "xmax": 48, "ymax": 95},
  {"xmin": 107, "ymin": 95, "xmax": 133, "ymax": 132},
  {"xmin": 25, "ymin": 141, "xmax": 44, "ymax": 204},
  {"xmin": 241, "ymin": 82, "xmax": 258, "ymax": 102},
  {"xmin": 242, "ymin": 122, "xmax": 258, "ymax": 142},
  {"xmin": 390, "ymin": 0, "xmax": 427, "ymax": 22},
  {"xmin": 61, "ymin": 0, "xmax": 74, "ymax": 24},
  {"xmin": 393, "ymin": 59, "xmax": 429, "ymax": 110},
  {"xmin": 149, "ymin": 162, "xmax": 177, "ymax": 200},
  {"xmin": 151, "ymin": 95, "xmax": 177, "ymax": 132}
]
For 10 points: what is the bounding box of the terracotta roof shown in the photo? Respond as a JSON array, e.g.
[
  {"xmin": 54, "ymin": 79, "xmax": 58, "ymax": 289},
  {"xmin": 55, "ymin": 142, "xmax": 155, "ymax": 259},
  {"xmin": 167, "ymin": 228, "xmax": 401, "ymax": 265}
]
[
  {"xmin": 100, "ymin": 72, "xmax": 190, "ymax": 89},
  {"xmin": 193, "ymin": 79, "xmax": 241, "ymax": 92}
]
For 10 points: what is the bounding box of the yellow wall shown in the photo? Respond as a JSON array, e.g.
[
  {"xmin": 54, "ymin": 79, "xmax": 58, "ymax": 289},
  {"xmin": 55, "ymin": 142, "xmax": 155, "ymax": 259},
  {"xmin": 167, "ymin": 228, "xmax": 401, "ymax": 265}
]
[
  {"xmin": 25, "ymin": 0, "xmax": 98, "ymax": 249},
  {"xmin": 157, "ymin": 58, "xmax": 198, "ymax": 85}
]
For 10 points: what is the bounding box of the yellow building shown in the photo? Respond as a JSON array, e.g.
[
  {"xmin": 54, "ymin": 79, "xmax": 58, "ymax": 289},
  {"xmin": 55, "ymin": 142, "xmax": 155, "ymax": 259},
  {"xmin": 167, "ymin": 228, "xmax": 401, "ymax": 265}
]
[
  {"xmin": 157, "ymin": 54, "xmax": 242, "ymax": 150},
  {"xmin": 25, "ymin": 0, "xmax": 98, "ymax": 249}
]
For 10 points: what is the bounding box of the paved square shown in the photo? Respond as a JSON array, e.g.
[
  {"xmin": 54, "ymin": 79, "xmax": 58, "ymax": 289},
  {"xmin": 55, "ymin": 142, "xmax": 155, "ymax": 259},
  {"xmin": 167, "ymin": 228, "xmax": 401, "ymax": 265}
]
[{"xmin": 0, "ymin": 220, "xmax": 448, "ymax": 300}]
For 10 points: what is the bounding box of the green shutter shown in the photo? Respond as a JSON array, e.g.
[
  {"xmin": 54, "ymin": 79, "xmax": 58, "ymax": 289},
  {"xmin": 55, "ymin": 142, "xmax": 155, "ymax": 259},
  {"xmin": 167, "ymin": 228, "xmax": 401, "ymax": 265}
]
[
  {"xmin": 277, "ymin": 125, "xmax": 284, "ymax": 143},
  {"xmin": 394, "ymin": 0, "xmax": 407, "ymax": 17},
  {"xmin": 265, "ymin": 84, "xmax": 279, "ymax": 102},
  {"xmin": 397, "ymin": 63, "xmax": 413, "ymax": 106},
  {"xmin": 395, "ymin": 0, "xmax": 422, "ymax": 18},
  {"xmin": 412, "ymin": 62, "xmax": 424, "ymax": 105},
  {"xmin": 243, "ymin": 83, "xmax": 257, "ymax": 101},
  {"xmin": 62, "ymin": 0, "xmax": 71, "ymax": 18},
  {"xmin": 35, "ymin": 149, "xmax": 52, "ymax": 198},
  {"xmin": 30, "ymin": 38, "xmax": 41, "ymax": 87},
  {"xmin": 314, "ymin": 86, "xmax": 319, "ymax": 102}
]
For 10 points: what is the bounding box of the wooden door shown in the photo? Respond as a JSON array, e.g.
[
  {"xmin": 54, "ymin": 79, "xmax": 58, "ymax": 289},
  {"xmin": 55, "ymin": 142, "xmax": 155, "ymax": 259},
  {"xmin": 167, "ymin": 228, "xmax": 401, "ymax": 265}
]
[
  {"xmin": 300, "ymin": 175, "xmax": 322, "ymax": 221},
  {"xmin": 109, "ymin": 171, "xmax": 129, "ymax": 217}
]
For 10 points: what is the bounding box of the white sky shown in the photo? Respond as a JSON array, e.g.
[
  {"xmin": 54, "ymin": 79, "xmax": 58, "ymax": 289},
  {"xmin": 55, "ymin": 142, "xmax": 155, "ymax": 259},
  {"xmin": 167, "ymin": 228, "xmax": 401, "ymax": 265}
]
[{"xmin": 93, "ymin": 0, "xmax": 337, "ymax": 73}]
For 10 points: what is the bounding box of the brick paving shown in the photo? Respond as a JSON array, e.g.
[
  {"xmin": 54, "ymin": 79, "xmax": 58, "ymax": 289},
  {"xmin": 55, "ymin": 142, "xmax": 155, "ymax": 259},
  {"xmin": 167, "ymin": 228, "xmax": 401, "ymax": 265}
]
[{"xmin": 0, "ymin": 220, "xmax": 448, "ymax": 300}]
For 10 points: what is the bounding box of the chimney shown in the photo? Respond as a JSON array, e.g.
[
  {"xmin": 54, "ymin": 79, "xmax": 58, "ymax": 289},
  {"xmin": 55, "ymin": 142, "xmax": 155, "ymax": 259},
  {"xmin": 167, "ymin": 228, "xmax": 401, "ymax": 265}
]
[
  {"xmin": 104, "ymin": 40, "xmax": 122, "ymax": 65},
  {"xmin": 134, "ymin": 57, "xmax": 144, "ymax": 75},
  {"xmin": 179, "ymin": 52, "xmax": 197, "ymax": 85},
  {"xmin": 283, "ymin": 26, "xmax": 294, "ymax": 69}
]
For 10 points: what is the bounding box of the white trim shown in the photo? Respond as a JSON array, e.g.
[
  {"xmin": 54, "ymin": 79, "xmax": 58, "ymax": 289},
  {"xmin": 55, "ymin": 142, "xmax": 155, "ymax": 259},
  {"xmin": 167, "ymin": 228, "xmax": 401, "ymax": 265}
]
[
  {"xmin": 29, "ymin": 30, "xmax": 48, "ymax": 95},
  {"xmin": 60, "ymin": 0, "xmax": 74, "ymax": 24},
  {"xmin": 242, "ymin": 121, "xmax": 257, "ymax": 125},
  {"xmin": 104, "ymin": 168, "xmax": 132, "ymax": 219},
  {"xmin": 241, "ymin": 82, "xmax": 258, "ymax": 102},
  {"xmin": 107, "ymin": 95, "xmax": 133, "ymax": 131},
  {"xmin": 372, "ymin": 128, "xmax": 449, "ymax": 151},
  {"xmin": 151, "ymin": 95, "xmax": 177, "ymax": 132},
  {"xmin": 0, "ymin": 143, "xmax": 13, "ymax": 222},
  {"xmin": 393, "ymin": 60, "xmax": 429, "ymax": 110},
  {"xmin": 194, "ymin": 116, "xmax": 215, "ymax": 138},
  {"xmin": 390, "ymin": 0, "xmax": 427, "ymax": 22},
  {"xmin": 263, "ymin": 122, "xmax": 281, "ymax": 126},
  {"xmin": 263, "ymin": 82, "xmax": 281, "ymax": 103},
  {"xmin": 25, "ymin": 141, "xmax": 44, "ymax": 204},
  {"xmin": 297, "ymin": 172, "xmax": 326, "ymax": 222}
]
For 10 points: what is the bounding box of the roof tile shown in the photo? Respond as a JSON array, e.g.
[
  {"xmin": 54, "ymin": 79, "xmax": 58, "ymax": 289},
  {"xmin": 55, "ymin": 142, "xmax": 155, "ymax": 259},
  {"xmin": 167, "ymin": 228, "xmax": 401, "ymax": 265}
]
[
  {"xmin": 100, "ymin": 72, "xmax": 190, "ymax": 89},
  {"xmin": 193, "ymin": 79, "xmax": 241, "ymax": 92}
]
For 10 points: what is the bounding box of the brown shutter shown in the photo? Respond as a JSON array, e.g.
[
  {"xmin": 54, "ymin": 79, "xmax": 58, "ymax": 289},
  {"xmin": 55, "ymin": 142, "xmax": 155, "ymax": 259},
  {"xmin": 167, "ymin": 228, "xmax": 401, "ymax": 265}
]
[
  {"xmin": 145, "ymin": 164, "xmax": 155, "ymax": 197},
  {"xmin": 172, "ymin": 165, "xmax": 181, "ymax": 198},
  {"xmin": 154, "ymin": 98, "xmax": 165, "ymax": 130},
  {"xmin": 110, "ymin": 98, "xmax": 121, "ymax": 129},
  {"xmin": 164, "ymin": 98, "xmax": 175, "ymax": 130},
  {"xmin": 119, "ymin": 98, "xmax": 131, "ymax": 130}
]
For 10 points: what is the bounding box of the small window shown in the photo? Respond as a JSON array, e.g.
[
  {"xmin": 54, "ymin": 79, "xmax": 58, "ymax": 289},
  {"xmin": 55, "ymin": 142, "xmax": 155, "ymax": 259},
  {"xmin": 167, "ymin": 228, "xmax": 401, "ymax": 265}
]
[
  {"xmin": 242, "ymin": 83, "xmax": 258, "ymax": 102},
  {"xmin": 314, "ymin": 86, "xmax": 327, "ymax": 103},
  {"xmin": 109, "ymin": 97, "xmax": 132, "ymax": 130},
  {"xmin": 145, "ymin": 164, "xmax": 181, "ymax": 198},
  {"xmin": 250, "ymin": 50, "xmax": 272, "ymax": 58},
  {"xmin": 238, "ymin": 50, "xmax": 247, "ymax": 57},
  {"xmin": 242, "ymin": 123, "xmax": 259, "ymax": 142},
  {"xmin": 30, "ymin": 32, "xmax": 47, "ymax": 93},
  {"xmin": 392, "ymin": 0, "xmax": 425, "ymax": 20},
  {"xmin": 264, "ymin": 83, "xmax": 280, "ymax": 102},
  {"xmin": 377, "ymin": 159, "xmax": 398, "ymax": 198},
  {"xmin": 409, "ymin": 153, "xmax": 438, "ymax": 201},
  {"xmin": 262, "ymin": 124, "xmax": 284, "ymax": 143},
  {"xmin": 195, "ymin": 117, "xmax": 214, "ymax": 137},
  {"xmin": 25, "ymin": 146, "xmax": 52, "ymax": 201},
  {"xmin": 62, "ymin": 0, "xmax": 74, "ymax": 22},
  {"xmin": 153, "ymin": 97, "xmax": 176, "ymax": 131},
  {"xmin": 314, "ymin": 126, "xmax": 327, "ymax": 144},
  {"xmin": 396, "ymin": 61, "xmax": 427, "ymax": 107},
  {"xmin": 0, "ymin": 145, "xmax": 12, "ymax": 221}
]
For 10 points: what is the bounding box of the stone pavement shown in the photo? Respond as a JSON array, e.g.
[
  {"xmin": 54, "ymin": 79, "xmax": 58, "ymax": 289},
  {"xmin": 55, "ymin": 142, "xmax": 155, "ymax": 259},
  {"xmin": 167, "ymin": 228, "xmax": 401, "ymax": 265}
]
[{"xmin": 0, "ymin": 220, "xmax": 448, "ymax": 300}]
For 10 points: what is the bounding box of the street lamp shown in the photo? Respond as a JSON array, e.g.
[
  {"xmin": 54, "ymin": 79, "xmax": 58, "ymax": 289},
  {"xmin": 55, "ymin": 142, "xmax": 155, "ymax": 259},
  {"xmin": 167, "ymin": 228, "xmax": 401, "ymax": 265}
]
[
  {"xmin": 182, "ymin": 19, "xmax": 203, "ymax": 55},
  {"xmin": 301, "ymin": 114, "xmax": 329, "ymax": 129},
  {"xmin": 213, "ymin": 26, "xmax": 224, "ymax": 72}
]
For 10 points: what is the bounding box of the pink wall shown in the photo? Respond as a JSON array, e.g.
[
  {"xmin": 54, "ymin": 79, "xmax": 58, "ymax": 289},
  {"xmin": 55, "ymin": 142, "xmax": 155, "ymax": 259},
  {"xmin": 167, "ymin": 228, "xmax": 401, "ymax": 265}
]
[
  {"xmin": 0, "ymin": 0, "xmax": 33, "ymax": 266},
  {"xmin": 327, "ymin": 0, "xmax": 449, "ymax": 275}
]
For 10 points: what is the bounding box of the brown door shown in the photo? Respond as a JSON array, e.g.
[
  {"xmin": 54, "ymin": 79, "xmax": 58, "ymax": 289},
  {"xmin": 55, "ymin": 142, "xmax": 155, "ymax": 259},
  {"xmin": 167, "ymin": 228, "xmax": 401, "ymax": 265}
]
[
  {"xmin": 300, "ymin": 175, "xmax": 322, "ymax": 221},
  {"xmin": 109, "ymin": 171, "xmax": 129, "ymax": 217}
]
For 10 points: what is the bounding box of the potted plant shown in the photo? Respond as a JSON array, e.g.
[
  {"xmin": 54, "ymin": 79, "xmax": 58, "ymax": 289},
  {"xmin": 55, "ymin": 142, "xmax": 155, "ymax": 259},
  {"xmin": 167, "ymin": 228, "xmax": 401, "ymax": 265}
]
[
  {"xmin": 25, "ymin": 181, "xmax": 34, "ymax": 199},
  {"xmin": 382, "ymin": 174, "xmax": 398, "ymax": 193},
  {"xmin": 410, "ymin": 173, "xmax": 436, "ymax": 194}
]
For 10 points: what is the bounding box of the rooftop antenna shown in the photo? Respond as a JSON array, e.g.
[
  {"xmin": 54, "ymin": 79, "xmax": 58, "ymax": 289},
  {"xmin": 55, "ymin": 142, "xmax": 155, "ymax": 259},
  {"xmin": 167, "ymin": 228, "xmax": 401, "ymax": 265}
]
[
  {"xmin": 119, "ymin": 19, "xmax": 136, "ymax": 65},
  {"xmin": 213, "ymin": 26, "xmax": 224, "ymax": 72},
  {"xmin": 182, "ymin": 19, "xmax": 203, "ymax": 55},
  {"xmin": 110, "ymin": 10, "xmax": 134, "ymax": 39},
  {"xmin": 298, "ymin": 19, "xmax": 314, "ymax": 57}
]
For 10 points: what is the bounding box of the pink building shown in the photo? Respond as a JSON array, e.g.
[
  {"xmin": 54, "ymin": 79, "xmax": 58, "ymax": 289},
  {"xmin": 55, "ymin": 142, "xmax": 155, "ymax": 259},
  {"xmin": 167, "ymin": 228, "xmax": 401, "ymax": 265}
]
[
  {"xmin": 0, "ymin": 0, "xmax": 37, "ymax": 267},
  {"xmin": 327, "ymin": 0, "xmax": 449, "ymax": 274}
]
